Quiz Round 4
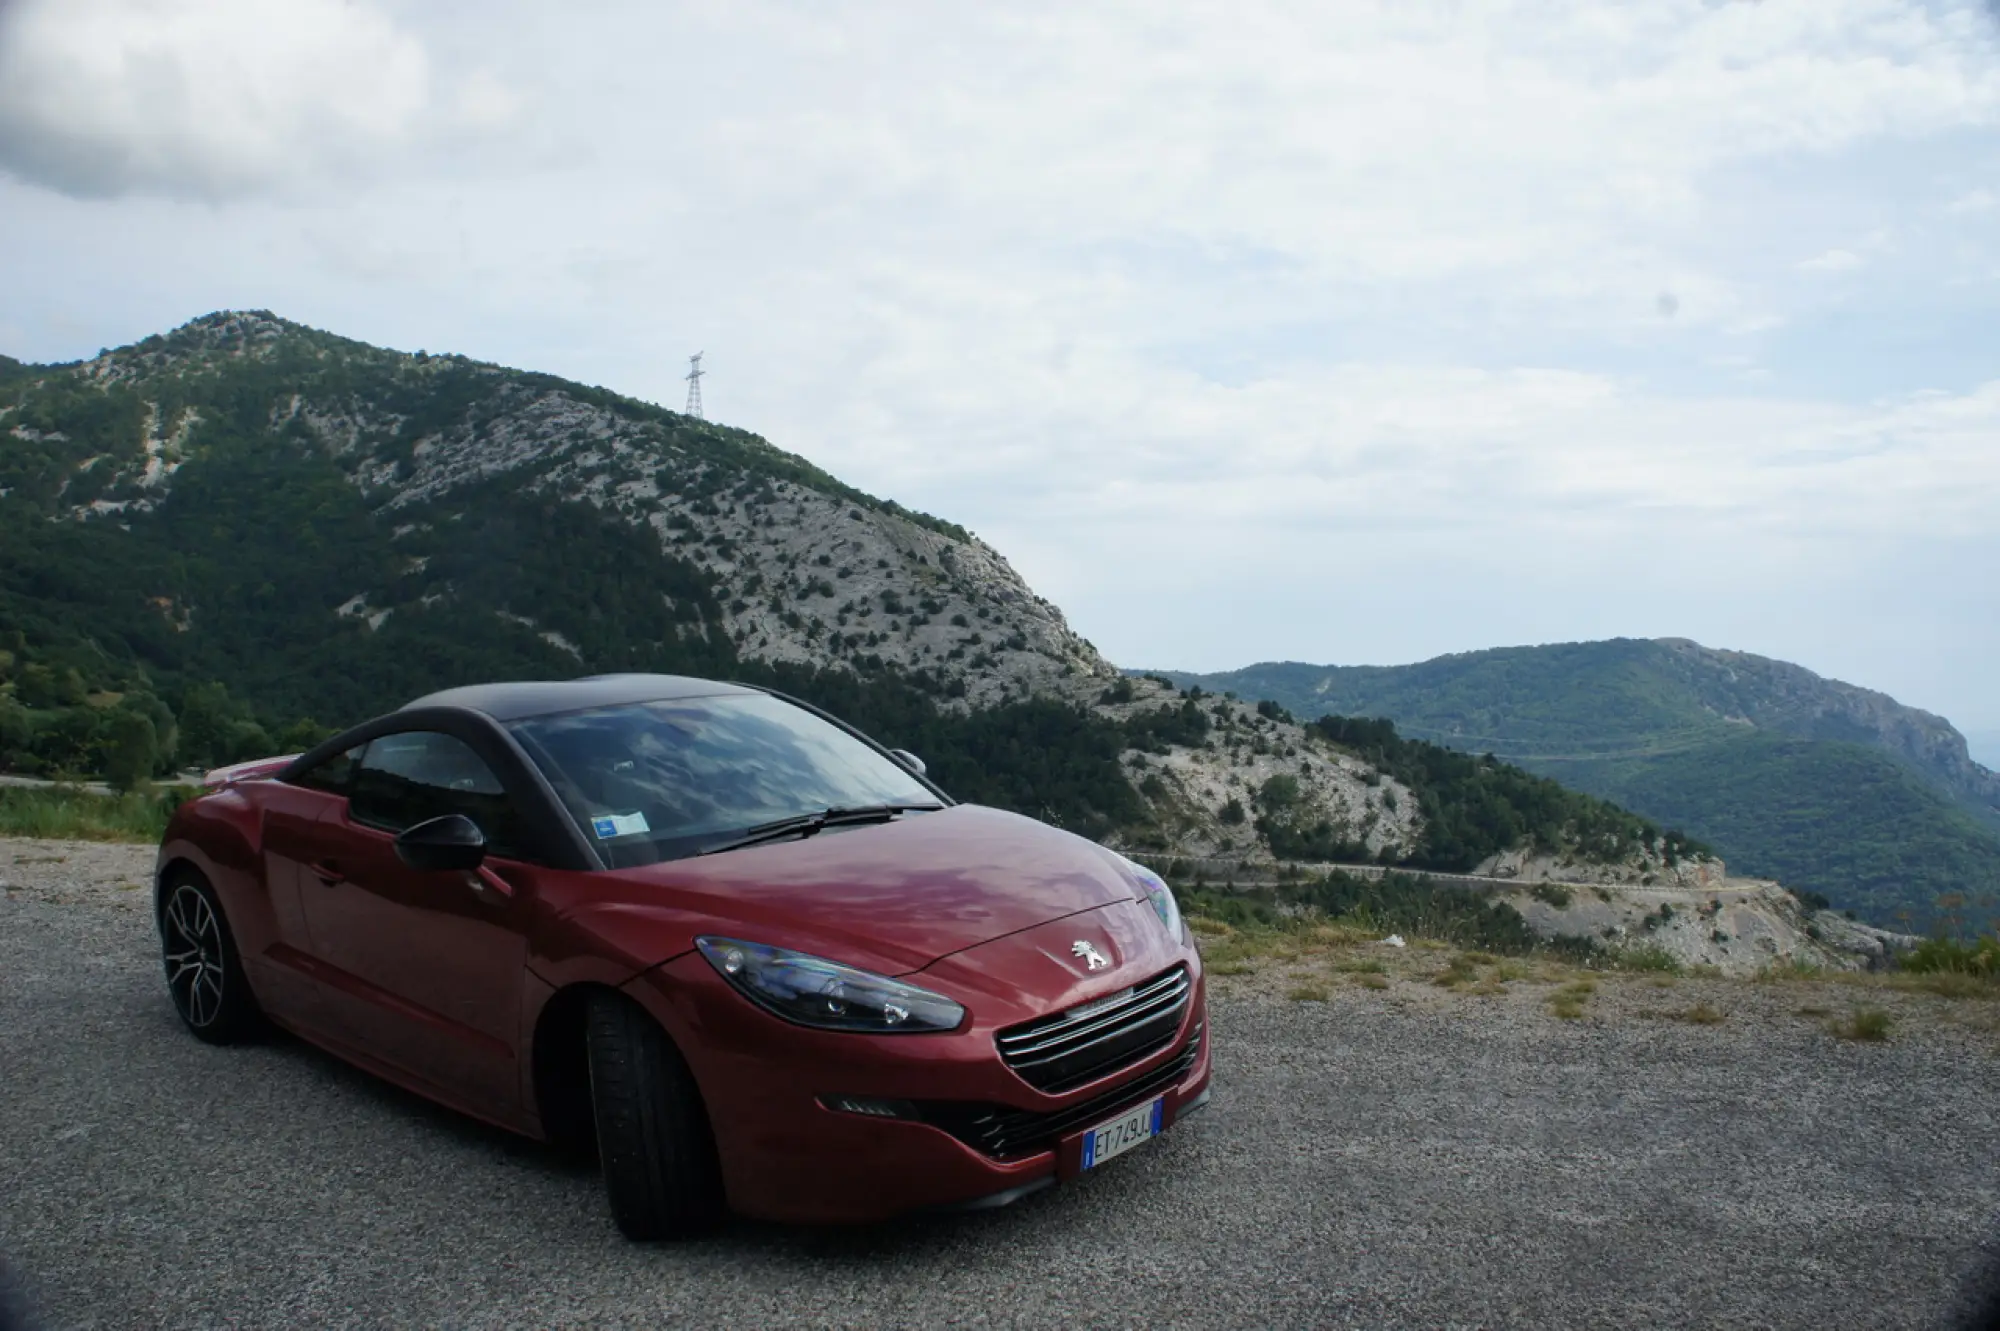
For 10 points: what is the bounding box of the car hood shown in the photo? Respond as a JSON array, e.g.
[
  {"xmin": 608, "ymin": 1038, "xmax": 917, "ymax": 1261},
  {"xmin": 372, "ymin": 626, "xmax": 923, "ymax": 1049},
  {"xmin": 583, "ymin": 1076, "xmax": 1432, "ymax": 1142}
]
[{"xmin": 592, "ymin": 804, "xmax": 1146, "ymax": 975}]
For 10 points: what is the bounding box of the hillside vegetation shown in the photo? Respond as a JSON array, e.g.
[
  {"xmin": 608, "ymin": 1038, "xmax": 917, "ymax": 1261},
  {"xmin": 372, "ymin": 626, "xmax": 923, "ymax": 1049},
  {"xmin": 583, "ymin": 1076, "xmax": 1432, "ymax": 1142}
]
[
  {"xmin": 2, "ymin": 312, "xmax": 1707, "ymax": 876},
  {"xmin": 1160, "ymin": 641, "xmax": 2000, "ymax": 929},
  {"xmin": 1305, "ymin": 714, "xmax": 1708, "ymax": 873}
]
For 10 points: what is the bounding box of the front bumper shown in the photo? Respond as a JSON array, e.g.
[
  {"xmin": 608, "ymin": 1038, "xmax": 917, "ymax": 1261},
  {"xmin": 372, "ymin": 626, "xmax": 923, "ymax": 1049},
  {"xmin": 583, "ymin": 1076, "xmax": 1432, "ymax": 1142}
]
[{"xmin": 625, "ymin": 951, "xmax": 1213, "ymax": 1224}]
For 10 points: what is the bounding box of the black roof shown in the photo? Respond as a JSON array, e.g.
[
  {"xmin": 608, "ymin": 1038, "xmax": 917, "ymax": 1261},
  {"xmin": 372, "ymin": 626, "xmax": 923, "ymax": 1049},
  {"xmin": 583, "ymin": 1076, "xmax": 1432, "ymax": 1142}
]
[{"xmin": 401, "ymin": 674, "xmax": 759, "ymax": 723}]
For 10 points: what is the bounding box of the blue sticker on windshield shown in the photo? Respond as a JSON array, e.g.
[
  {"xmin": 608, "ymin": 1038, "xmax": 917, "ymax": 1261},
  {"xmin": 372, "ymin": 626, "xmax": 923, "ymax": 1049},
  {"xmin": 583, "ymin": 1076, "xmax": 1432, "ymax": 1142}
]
[{"xmin": 591, "ymin": 811, "xmax": 650, "ymax": 838}]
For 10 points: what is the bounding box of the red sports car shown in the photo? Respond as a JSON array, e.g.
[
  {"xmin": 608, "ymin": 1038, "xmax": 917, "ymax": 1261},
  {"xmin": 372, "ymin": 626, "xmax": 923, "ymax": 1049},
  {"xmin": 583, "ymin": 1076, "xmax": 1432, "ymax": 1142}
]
[{"xmin": 155, "ymin": 674, "xmax": 1212, "ymax": 1238}]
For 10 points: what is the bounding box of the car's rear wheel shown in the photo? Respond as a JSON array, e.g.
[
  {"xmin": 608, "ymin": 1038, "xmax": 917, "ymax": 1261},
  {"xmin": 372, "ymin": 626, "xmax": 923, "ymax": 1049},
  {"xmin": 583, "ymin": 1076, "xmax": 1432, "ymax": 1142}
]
[
  {"xmin": 159, "ymin": 870, "xmax": 264, "ymax": 1044},
  {"xmin": 585, "ymin": 991, "xmax": 725, "ymax": 1241}
]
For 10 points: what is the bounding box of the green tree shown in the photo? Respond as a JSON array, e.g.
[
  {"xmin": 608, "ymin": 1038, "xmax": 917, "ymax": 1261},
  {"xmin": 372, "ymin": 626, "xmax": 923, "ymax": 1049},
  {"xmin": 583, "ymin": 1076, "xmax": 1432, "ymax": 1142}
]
[
  {"xmin": 175, "ymin": 682, "xmax": 237, "ymax": 769},
  {"xmin": 38, "ymin": 707, "xmax": 105, "ymax": 776},
  {"xmin": 104, "ymin": 709, "xmax": 160, "ymax": 792}
]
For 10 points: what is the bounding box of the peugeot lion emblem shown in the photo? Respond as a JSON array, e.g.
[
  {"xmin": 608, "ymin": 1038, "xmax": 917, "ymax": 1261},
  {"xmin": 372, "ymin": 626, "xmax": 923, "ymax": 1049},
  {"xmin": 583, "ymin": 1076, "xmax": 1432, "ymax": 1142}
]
[{"xmin": 1071, "ymin": 940, "xmax": 1110, "ymax": 971}]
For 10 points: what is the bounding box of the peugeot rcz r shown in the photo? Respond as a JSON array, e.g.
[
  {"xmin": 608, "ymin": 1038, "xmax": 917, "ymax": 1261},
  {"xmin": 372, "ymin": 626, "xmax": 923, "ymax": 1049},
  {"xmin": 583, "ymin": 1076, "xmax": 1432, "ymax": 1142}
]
[{"xmin": 155, "ymin": 674, "xmax": 1211, "ymax": 1238}]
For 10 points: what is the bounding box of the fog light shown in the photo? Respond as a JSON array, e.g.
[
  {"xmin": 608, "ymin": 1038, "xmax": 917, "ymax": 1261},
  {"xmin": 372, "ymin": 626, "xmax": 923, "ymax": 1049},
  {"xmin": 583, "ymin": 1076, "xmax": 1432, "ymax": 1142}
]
[{"xmin": 820, "ymin": 1094, "xmax": 918, "ymax": 1120}]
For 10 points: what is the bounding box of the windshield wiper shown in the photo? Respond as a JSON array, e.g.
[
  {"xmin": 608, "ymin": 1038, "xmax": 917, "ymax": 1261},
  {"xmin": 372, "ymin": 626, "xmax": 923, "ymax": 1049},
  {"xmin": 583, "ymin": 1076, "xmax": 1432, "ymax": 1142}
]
[{"xmin": 695, "ymin": 803, "xmax": 943, "ymax": 857}]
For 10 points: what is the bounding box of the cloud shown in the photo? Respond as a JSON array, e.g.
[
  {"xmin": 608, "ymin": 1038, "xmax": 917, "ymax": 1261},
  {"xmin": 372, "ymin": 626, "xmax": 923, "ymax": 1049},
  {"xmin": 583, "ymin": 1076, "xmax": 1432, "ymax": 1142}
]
[
  {"xmin": 3, "ymin": 0, "xmax": 1999, "ymax": 719},
  {"xmin": 1799, "ymin": 248, "xmax": 1863, "ymax": 271},
  {"xmin": 0, "ymin": 0, "xmax": 515, "ymax": 199}
]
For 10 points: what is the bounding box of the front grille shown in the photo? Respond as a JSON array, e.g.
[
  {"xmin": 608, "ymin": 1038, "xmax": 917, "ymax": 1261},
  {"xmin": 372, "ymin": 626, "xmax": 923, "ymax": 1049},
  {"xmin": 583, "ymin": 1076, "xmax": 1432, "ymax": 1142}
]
[
  {"xmin": 920, "ymin": 1024, "xmax": 1203, "ymax": 1159},
  {"xmin": 995, "ymin": 963, "xmax": 1191, "ymax": 1093}
]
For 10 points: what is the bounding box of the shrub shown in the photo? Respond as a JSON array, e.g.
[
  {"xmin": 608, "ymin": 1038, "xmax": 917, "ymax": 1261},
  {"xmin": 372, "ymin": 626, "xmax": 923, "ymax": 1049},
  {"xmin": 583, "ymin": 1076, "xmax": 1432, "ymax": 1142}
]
[
  {"xmin": 1615, "ymin": 944, "xmax": 1682, "ymax": 974},
  {"xmin": 1258, "ymin": 774, "xmax": 1301, "ymax": 810},
  {"xmin": 1901, "ymin": 934, "xmax": 2000, "ymax": 977},
  {"xmin": 0, "ymin": 784, "xmax": 195, "ymax": 842},
  {"xmin": 1837, "ymin": 1008, "xmax": 1892, "ymax": 1042},
  {"xmin": 1530, "ymin": 882, "xmax": 1573, "ymax": 909},
  {"xmin": 1179, "ymin": 871, "xmax": 1581, "ymax": 959}
]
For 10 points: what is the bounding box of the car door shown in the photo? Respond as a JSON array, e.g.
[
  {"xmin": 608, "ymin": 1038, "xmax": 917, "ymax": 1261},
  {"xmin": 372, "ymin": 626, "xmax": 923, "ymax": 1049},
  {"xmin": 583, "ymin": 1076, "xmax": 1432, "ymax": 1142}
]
[
  {"xmin": 245, "ymin": 743, "xmax": 366, "ymax": 1024},
  {"xmin": 297, "ymin": 728, "xmax": 534, "ymax": 1117}
]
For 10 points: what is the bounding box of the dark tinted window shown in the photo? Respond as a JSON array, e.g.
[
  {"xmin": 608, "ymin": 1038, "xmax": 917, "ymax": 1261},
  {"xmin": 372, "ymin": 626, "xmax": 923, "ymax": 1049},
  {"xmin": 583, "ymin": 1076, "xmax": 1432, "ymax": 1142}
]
[
  {"xmin": 290, "ymin": 744, "xmax": 363, "ymax": 794},
  {"xmin": 509, "ymin": 693, "xmax": 938, "ymax": 867},
  {"xmin": 348, "ymin": 731, "xmax": 529, "ymax": 860}
]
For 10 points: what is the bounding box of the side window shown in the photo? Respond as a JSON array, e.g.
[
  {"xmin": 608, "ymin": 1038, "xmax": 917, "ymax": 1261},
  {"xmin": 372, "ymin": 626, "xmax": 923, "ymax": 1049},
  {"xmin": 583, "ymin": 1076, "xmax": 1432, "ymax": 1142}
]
[
  {"xmin": 347, "ymin": 731, "xmax": 529, "ymax": 861},
  {"xmin": 291, "ymin": 744, "xmax": 364, "ymax": 794}
]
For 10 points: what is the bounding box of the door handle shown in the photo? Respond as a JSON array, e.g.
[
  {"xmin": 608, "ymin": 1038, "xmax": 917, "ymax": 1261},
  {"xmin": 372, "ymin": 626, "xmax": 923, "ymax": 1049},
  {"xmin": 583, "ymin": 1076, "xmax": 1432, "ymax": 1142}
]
[{"xmin": 309, "ymin": 861, "xmax": 346, "ymax": 885}]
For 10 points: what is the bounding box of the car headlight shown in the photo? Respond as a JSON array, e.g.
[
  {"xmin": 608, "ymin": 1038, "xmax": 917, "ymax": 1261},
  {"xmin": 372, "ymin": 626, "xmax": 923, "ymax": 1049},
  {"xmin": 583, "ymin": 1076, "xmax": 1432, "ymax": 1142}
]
[
  {"xmin": 1115, "ymin": 855, "xmax": 1184, "ymax": 942},
  {"xmin": 694, "ymin": 937, "xmax": 965, "ymax": 1033}
]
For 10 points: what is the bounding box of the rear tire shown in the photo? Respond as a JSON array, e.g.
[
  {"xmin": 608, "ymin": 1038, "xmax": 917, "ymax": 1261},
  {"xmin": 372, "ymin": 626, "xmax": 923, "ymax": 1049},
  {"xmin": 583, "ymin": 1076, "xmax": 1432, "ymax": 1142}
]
[
  {"xmin": 159, "ymin": 870, "xmax": 265, "ymax": 1045},
  {"xmin": 585, "ymin": 992, "xmax": 725, "ymax": 1240}
]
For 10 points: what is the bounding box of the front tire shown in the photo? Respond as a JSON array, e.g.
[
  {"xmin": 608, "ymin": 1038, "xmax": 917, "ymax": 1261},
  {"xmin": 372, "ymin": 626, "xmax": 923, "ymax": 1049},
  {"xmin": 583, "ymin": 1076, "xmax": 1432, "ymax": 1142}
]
[
  {"xmin": 585, "ymin": 991, "xmax": 725, "ymax": 1241},
  {"xmin": 159, "ymin": 870, "xmax": 264, "ymax": 1045}
]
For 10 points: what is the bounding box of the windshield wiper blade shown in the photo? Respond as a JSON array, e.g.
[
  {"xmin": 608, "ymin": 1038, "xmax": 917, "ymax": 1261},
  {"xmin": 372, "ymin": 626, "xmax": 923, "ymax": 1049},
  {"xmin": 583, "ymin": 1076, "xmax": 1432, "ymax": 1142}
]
[{"xmin": 696, "ymin": 803, "xmax": 943, "ymax": 857}]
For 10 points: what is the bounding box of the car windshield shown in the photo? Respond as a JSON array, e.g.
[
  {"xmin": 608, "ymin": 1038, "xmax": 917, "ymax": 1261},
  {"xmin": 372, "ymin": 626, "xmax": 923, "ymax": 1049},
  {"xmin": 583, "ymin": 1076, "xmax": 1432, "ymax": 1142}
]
[{"xmin": 507, "ymin": 693, "xmax": 939, "ymax": 867}]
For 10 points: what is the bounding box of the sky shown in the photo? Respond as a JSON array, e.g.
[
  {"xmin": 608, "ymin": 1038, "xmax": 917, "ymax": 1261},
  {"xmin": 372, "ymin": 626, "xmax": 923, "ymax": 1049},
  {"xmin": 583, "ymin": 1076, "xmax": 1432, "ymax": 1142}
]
[{"xmin": 2, "ymin": 1, "xmax": 1998, "ymax": 733}]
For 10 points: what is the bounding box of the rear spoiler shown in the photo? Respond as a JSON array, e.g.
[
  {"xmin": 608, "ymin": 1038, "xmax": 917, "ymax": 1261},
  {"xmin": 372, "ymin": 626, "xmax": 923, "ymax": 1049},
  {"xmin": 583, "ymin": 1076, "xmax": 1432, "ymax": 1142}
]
[{"xmin": 201, "ymin": 754, "xmax": 300, "ymax": 791}]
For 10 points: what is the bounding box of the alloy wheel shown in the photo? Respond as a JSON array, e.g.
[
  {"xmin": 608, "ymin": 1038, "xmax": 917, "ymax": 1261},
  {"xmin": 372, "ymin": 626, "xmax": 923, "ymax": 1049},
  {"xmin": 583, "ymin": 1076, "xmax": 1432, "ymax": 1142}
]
[{"xmin": 163, "ymin": 884, "xmax": 226, "ymax": 1028}]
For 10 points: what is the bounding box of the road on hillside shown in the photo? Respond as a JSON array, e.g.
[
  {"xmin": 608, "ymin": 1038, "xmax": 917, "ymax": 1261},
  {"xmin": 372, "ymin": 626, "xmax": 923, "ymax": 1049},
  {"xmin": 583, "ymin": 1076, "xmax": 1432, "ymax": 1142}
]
[{"xmin": 3, "ymin": 848, "xmax": 1998, "ymax": 1329}]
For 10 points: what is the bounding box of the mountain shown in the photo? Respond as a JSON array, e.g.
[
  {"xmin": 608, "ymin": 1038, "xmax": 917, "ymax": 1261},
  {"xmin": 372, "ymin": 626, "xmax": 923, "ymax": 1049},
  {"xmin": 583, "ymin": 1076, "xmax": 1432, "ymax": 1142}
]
[
  {"xmin": 1155, "ymin": 640, "xmax": 2000, "ymax": 929},
  {"xmin": 1968, "ymin": 731, "xmax": 2000, "ymax": 772},
  {"xmin": 0, "ymin": 312, "xmax": 1708, "ymax": 886}
]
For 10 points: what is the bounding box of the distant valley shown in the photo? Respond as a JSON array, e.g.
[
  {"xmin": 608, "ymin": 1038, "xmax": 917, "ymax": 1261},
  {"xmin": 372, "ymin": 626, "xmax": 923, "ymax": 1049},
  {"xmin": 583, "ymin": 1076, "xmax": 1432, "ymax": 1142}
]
[{"xmin": 1156, "ymin": 641, "xmax": 2000, "ymax": 930}]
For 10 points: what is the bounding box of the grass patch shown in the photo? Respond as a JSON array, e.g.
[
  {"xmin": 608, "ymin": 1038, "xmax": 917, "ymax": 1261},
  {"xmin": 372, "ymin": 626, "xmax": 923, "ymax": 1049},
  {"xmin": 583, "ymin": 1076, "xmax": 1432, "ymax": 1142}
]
[
  {"xmin": 1677, "ymin": 1002, "xmax": 1726, "ymax": 1025},
  {"xmin": 1181, "ymin": 872, "xmax": 1586, "ymax": 960},
  {"xmin": 1757, "ymin": 958, "xmax": 1826, "ymax": 982},
  {"xmin": 1888, "ymin": 972, "xmax": 1999, "ymax": 1000},
  {"xmin": 1354, "ymin": 973, "xmax": 1391, "ymax": 991},
  {"xmin": 1795, "ymin": 1005, "xmax": 1832, "ymax": 1017},
  {"xmin": 1433, "ymin": 954, "xmax": 1481, "ymax": 988},
  {"xmin": 1836, "ymin": 1008, "xmax": 1893, "ymax": 1042},
  {"xmin": 1287, "ymin": 982, "xmax": 1330, "ymax": 1002},
  {"xmin": 1613, "ymin": 944, "xmax": 1683, "ymax": 975},
  {"xmin": 1334, "ymin": 957, "xmax": 1387, "ymax": 975},
  {"xmin": 1549, "ymin": 979, "xmax": 1595, "ymax": 1020},
  {"xmin": 0, "ymin": 785, "xmax": 191, "ymax": 843}
]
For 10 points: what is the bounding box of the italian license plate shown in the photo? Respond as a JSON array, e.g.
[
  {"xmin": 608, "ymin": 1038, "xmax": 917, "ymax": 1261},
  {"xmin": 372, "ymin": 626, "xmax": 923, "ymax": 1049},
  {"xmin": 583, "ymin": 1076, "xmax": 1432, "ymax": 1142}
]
[{"xmin": 1080, "ymin": 1096, "xmax": 1164, "ymax": 1171}]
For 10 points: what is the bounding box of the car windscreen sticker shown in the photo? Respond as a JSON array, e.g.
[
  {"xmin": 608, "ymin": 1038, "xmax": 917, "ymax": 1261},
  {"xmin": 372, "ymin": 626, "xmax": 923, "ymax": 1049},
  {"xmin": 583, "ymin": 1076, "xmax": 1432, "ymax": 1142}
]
[{"xmin": 591, "ymin": 811, "xmax": 650, "ymax": 839}]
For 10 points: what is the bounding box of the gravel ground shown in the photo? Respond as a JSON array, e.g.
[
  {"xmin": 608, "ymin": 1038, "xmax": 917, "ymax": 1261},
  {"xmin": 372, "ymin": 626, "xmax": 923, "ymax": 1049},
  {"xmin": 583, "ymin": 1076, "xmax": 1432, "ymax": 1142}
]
[{"xmin": 3, "ymin": 837, "xmax": 1999, "ymax": 1330}]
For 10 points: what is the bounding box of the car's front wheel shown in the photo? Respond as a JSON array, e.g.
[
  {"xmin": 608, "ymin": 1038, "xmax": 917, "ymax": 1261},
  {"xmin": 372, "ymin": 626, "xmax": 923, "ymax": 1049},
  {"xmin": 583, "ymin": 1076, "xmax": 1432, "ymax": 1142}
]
[
  {"xmin": 585, "ymin": 991, "xmax": 725, "ymax": 1240},
  {"xmin": 159, "ymin": 869, "xmax": 264, "ymax": 1044}
]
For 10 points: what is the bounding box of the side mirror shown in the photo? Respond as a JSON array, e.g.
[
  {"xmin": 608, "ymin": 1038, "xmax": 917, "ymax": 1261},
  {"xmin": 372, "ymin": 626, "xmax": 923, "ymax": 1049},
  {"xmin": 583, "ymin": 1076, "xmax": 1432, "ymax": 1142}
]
[
  {"xmin": 395, "ymin": 813, "xmax": 487, "ymax": 872},
  {"xmin": 888, "ymin": 748, "xmax": 927, "ymax": 777}
]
